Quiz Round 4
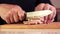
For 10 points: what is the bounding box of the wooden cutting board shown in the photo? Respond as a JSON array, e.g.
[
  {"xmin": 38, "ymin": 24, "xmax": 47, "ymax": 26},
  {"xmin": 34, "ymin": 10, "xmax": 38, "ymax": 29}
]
[
  {"xmin": 0, "ymin": 22, "xmax": 60, "ymax": 29},
  {"xmin": 0, "ymin": 22, "xmax": 60, "ymax": 34}
]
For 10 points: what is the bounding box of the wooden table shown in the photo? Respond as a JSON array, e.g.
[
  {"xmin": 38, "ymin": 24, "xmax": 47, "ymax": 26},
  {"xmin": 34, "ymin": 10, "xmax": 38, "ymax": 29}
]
[{"xmin": 0, "ymin": 22, "xmax": 60, "ymax": 34}]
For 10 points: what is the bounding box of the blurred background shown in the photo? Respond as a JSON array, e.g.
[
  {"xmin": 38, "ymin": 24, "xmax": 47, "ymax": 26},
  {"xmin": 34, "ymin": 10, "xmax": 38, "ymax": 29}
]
[
  {"xmin": 51, "ymin": 0, "xmax": 60, "ymax": 22},
  {"xmin": 51, "ymin": 0, "xmax": 60, "ymax": 8}
]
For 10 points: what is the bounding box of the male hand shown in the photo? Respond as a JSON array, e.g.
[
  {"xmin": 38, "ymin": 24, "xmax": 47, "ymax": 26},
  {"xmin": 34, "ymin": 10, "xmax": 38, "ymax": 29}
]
[
  {"xmin": 35, "ymin": 3, "xmax": 56, "ymax": 24},
  {"xmin": 0, "ymin": 4, "xmax": 25, "ymax": 24}
]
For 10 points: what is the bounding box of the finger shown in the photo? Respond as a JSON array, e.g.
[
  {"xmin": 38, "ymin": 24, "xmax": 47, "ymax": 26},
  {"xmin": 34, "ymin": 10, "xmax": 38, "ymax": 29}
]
[
  {"xmin": 44, "ymin": 16, "xmax": 48, "ymax": 24},
  {"xmin": 43, "ymin": 4, "xmax": 51, "ymax": 23},
  {"xmin": 9, "ymin": 11, "xmax": 14, "ymax": 23},
  {"xmin": 35, "ymin": 3, "xmax": 45, "ymax": 11},
  {"xmin": 18, "ymin": 10, "xmax": 25, "ymax": 21},
  {"xmin": 13, "ymin": 11, "xmax": 19, "ymax": 23},
  {"xmin": 51, "ymin": 19, "xmax": 54, "ymax": 22},
  {"xmin": 20, "ymin": 11, "xmax": 25, "ymax": 20},
  {"xmin": 48, "ymin": 14, "xmax": 53, "ymax": 23},
  {"xmin": 48, "ymin": 19, "xmax": 54, "ymax": 23},
  {"xmin": 4, "ymin": 13, "xmax": 11, "ymax": 24},
  {"xmin": 19, "ymin": 14, "xmax": 22, "ymax": 21},
  {"xmin": 18, "ymin": 12, "xmax": 23, "ymax": 21},
  {"xmin": 48, "ymin": 6, "xmax": 56, "ymax": 22},
  {"xmin": 15, "ymin": 6, "xmax": 25, "ymax": 21},
  {"xmin": 50, "ymin": 6, "xmax": 56, "ymax": 19},
  {"xmin": 38, "ymin": 17, "xmax": 44, "ymax": 24},
  {"xmin": 44, "ymin": 4, "xmax": 50, "ymax": 10}
]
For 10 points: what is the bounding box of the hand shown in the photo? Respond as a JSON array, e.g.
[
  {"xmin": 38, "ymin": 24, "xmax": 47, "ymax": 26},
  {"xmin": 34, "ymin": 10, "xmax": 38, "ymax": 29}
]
[
  {"xmin": 0, "ymin": 4, "xmax": 25, "ymax": 24},
  {"xmin": 35, "ymin": 3, "xmax": 56, "ymax": 24}
]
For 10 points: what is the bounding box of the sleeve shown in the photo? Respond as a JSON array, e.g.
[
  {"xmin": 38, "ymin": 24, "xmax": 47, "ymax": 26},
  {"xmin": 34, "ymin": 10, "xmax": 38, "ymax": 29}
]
[
  {"xmin": 0, "ymin": 17, "xmax": 6, "ymax": 25},
  {"xmin": 36, "ymin": 0, "xmax": 52, "ymax": 5}
]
